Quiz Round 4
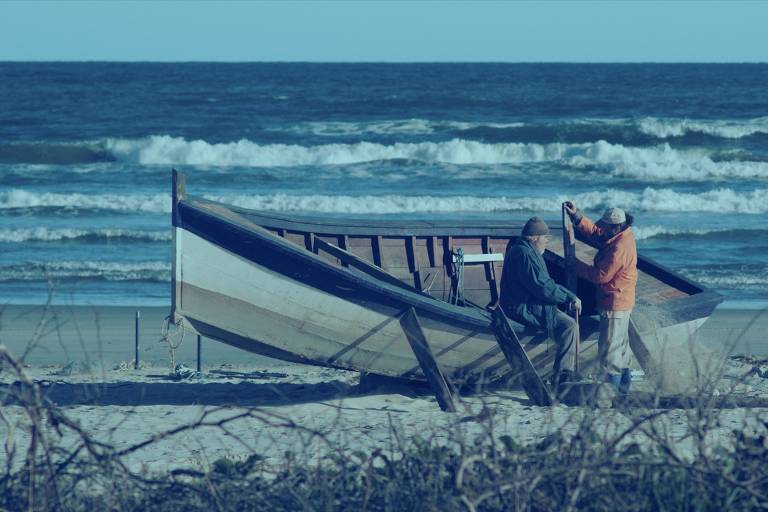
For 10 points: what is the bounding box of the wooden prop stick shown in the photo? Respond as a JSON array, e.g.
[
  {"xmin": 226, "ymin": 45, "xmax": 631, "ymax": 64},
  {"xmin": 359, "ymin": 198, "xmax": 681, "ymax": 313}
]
[
  {"xmin": 490, "ymin": 307, "xmax": 553, "ymax": 406},
  {"xmin": 399, "ymin": 307, "xmax": 457, "ymax": 412},
  {"xmin": 562, "ymin": 203, "xmax": 580, "ymax": 371}
]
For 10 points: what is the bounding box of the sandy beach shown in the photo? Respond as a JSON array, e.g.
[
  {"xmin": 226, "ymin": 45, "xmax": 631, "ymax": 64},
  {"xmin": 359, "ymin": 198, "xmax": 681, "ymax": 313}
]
[
  {"xmin": 2, "ymin": 304, "xmax": 766, "ymax": 367},
  {"xmin": 2, "ymin": 303, "xmax": 768, "ymax": 475}
]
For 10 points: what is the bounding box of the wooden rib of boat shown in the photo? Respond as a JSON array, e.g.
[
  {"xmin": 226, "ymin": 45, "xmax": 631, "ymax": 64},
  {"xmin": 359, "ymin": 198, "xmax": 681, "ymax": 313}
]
[{"xmin": 170, "ymin": 170, "xmax": 723, "ymax": 391}]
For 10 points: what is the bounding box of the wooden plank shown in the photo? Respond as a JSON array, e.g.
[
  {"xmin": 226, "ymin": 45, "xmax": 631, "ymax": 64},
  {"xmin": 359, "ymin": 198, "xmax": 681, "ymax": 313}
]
[
  {"xmin": 427, "ymin": 236, "xmax": 437, "ymax": 267},
  {"xmin": 313, "ymin": 237, "xmax": 431, "ymax": 297},
  {"xmin": 405, "ymin": 236, "xmax": 418, "ymax": 273},
  {"xmin": 490, "ymin": 306, "xmax": 553, "ymax": 406},
  {"xmin": 372, "ymin": 236, "xmax": 383, "ymax": 268},
  {"xmin": 171, "ymin": 169, "xmax": 186, "ymax": 316},
  {"xmin": 399, "ymin": 308, "xmax": 457, "ymax": 412},
  {"xmin": 338, "ymin": 235, "xmax": 349, "ymax": 267},
  {"xmin": 561, "ymin": 204, "xmax": 580, "ymax": 370},
  {"xmin": 304, "ymin": 232, "xmax": 315, "ymax": 252},
  {"xmin": 561, "ymin": 204, "xmax": 577, "ymax": 293}
]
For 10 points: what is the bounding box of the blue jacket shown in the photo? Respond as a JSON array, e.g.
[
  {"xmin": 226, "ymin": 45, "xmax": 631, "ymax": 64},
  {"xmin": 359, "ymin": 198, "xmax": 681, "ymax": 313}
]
[{"xmin": 499, "ymin": 237, "xmax": 577, "ymax": 335}]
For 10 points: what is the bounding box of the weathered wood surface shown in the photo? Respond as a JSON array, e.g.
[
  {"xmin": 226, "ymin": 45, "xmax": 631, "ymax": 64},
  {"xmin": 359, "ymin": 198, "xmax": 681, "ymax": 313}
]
[
  {"xmin": 170, "ymin": 171, "xmax": 724, "ymax": 391},
  {"xmin": 399, "ymin": 308, "xmax": 457, "ymax": 412},
  {"xmin": 313, "ymin": 237, "xmax": 431, "ymax": 297},
  {"xmin": 490, "ymin": 306, "xmax": 553, "ymax": 406},
  {"xmin": 561, "ymin": 204, "xmax": 578, "ymax": 293}
]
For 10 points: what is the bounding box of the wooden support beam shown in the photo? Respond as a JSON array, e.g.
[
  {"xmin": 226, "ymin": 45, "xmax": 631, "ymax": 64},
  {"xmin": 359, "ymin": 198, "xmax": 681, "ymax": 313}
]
[
  {"xmin": 304, "ymin": 232, "xmax": 315, "ymax": 252},
  {"xmin": 399, "ymin": 307, "xmax": 457, "ymax": 412},
  {"xmin": 561, "ymin": 203, "xmax": 579, "ymax": 371},
  {"xmin": 427, "ymin": 236, "xmax": 437, "ymax": 267},
  {"xmin": 313, "ymin": 237, "xmax": 429, "ymax": 296},
  {"xmin": 443, "ymin": 236, "xmax": 453, "ymax": 276},
  {"xmin": 561, "ymin": 204, "xmax": 578, "ymax": 293},
  {"xmin": 405, "ymin": 236, "xmax": 417, "ymax": 273},
  {"xmin": 338, "ymin": 235, "xmax": 349, "ymax": 267},
  {"xmin": 490, "ymin": 306, "xmax": 552, "ymax": 406},
  {"xmin": 372, "ymin": 236, "xmax": 383, "ymax": 268}
]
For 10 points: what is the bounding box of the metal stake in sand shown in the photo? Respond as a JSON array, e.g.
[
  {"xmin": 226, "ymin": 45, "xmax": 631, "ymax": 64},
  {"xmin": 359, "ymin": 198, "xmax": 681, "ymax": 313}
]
[
  {"xmin": 134, "ymin": 311, "xmax": 140, "ymax": 370},
  {"xmin": 196, "ymin": 334, "xmax": 202, "ymax": 373}
]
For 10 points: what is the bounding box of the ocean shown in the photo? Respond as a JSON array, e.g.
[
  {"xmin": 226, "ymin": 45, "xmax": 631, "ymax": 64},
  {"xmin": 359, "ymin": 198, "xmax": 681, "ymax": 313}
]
[{"xmin": 0, "ymin": 62, "xmax": 766, "ymax": 307}]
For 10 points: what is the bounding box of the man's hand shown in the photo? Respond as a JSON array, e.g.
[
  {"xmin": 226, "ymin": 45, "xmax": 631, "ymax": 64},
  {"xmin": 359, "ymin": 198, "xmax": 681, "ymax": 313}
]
[
  {"xmin": 570, "ymin": 297, "xmax": 582, "ymax": 315},
  {"xmin": 563, "ymin": 201, "xmax": 582, "ymax": 223}
]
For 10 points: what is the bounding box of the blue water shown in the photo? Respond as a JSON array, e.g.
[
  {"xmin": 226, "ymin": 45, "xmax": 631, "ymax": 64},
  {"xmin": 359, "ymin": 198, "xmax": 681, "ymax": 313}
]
[{"xmin": 0, "ymin": 63, "xmax": 766, "ymax": 305}]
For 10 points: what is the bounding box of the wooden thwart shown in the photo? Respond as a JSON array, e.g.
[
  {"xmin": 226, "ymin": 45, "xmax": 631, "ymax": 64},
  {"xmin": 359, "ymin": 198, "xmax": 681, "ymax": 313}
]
[
  {"xmin": 399, "ymin": 307, "xmax": 457, "ymax": 412},
  {"xmin": 313, "ymin": 237, "xmax": 426, "ymax": 295},
  {"xmin": 490, "ymin": 306, "xmax": 553, "ymax": 406}
]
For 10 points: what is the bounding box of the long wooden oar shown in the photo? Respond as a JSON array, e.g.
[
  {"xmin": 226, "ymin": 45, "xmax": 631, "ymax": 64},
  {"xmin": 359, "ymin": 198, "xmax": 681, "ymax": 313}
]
[{"xmin": 562, "ymin": 203, "xmax": 580, "ymax": 371}]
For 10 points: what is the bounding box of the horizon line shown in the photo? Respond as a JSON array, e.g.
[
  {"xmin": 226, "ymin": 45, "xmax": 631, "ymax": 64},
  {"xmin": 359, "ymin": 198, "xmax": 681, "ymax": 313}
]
[{"xmin": 1, "ymin": 60, "xmax": 767, "ymax": 65}]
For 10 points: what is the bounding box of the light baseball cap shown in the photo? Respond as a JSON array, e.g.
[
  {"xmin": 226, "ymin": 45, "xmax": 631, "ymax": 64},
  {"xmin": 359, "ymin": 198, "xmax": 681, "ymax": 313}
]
[{"xmin": 601, "ymin": 207, "xmax": 627, "ymax": 225}]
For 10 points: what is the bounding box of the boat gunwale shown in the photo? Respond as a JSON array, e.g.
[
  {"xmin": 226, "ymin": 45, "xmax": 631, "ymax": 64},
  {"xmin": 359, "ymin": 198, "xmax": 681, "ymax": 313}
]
[
  {"xmin": 177, "ymin": 197, "xmax": 494, "ymax": 330},
  {"xmin": 191, "ymin": 195, "xmax": 723, "ymax": 317}
]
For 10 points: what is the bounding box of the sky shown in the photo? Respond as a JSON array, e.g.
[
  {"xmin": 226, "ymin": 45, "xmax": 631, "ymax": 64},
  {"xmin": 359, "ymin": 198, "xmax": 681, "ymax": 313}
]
[{"xmin": 0, "ymin": 0, "xmax": 766, "ymax": 62}]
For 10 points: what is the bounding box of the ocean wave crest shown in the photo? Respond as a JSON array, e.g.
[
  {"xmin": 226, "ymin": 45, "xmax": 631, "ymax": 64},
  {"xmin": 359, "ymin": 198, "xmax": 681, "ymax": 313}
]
[
  {"xmin": 638, "ymin": 117, "xmax": 768, "ymax": 139},
  {"xmin": 105, "ymin": 136, "xmax": 768, "ymax": 180},
  {"xmin": 270, "ymin": 117, "xmax": 768, "ymax": 140},
  {"xmin": 4, "ymin": 187, "xmax": 766, "ymax": 216},
  {"xmin": 267, "ymin": 119, "xmax": 525, "ymax": 136},
  {"xmin": 0, "ymin": 261, "xmax": 170, "ymax": 282},
  {"xmin": 681, "ymin": 264, "xmax": 768, "ymax": 289},
  {"xmin": 0, "ymin": 189, "xmax": 170, "ymax": 213},
  {"xmin": 210, "ymin": 187, "xmax": 768, "ymax": 215},
  {"xmin": 0, "ymin": 227, "xmax": 171, "ymax": 243}
]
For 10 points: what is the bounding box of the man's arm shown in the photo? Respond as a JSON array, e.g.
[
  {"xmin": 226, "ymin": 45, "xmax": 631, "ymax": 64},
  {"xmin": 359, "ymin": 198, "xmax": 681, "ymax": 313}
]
[
  {"xmin": 575, "ymin": 216, "xmax": 608, "ymax": 245},
  {"xmin": 518, "ymin": 250, "xmax": 577, "ymax": 305},
  {"xmin": 576, "ymin": 245, "xmax": 623, "ymax": 284}
]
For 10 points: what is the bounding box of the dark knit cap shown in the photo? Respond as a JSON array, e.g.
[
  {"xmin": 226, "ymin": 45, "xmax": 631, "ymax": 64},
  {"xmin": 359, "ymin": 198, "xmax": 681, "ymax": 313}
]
[{"xmin": 522, "ymin": 217, "xmax": 549, "ymax": 237}]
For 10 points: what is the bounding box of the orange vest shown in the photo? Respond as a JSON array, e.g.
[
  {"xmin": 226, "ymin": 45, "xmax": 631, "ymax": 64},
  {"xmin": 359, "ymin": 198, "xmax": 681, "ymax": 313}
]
[{"xmin": 575, "ymin": 217, "xmax": 638, "ymax": 311}]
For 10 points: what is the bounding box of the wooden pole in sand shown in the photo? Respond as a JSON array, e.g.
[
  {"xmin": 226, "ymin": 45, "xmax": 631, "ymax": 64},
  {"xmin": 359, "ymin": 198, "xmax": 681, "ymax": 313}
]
[{"xmin": 134, "ymin": 311, "xmax": 140, "ymax": 370}]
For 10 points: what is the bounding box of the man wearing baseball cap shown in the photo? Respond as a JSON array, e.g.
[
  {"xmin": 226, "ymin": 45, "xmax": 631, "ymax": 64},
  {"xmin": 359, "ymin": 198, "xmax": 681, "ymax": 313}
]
[
  {"xmin": 500, "ymin": 216, "xmax": 582, "ymax": 391},
  {"xmin": 564, "ymin": 202, "xmax": 638, "ymax": 395}
]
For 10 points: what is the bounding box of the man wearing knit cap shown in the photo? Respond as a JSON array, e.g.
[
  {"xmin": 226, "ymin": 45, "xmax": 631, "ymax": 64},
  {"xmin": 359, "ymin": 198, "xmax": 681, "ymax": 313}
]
[
  {"xmin": 499, "ymin": 217, "xmax": 582, "ymax": 389},
  {"xmin": 565, "ymin": 203, "xmax": 638, "ymax": 395}
]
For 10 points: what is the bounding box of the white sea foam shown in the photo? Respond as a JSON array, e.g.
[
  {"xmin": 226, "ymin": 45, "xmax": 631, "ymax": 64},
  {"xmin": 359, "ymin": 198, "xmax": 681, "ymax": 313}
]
[
  {"xmin": 3, "ymin": 187, "xmax": 766, "ymax": 216},
  {"xmin": 632, "ymin": 226, "xmax": 740, "ymax": 241},
  {"xmin": 104, "ymin": 136, "xmax": 768, "ymax": 180},
  {"xmin": 268, "ymin": 119, "xmax": 525, "ymax": 136},
  {"xmin": 681, "ymin": 272, "xmax": 768, "ymax": 289},
  {"xmin": 0, "ymin": 261, "xmax": 170, "ymax": 282},
  {"xmin": 0, "ymin": 228, "xmax": 171, "ymax": 243},
  {"xmin": 0, "ymin": 189, "xmax": 170, "ymax": 213},
  {"xmin": 207, "ymin": 187, "xmax": 768, "ymax": 215},
  {"xmin": 638, "ymin": 117, "xmax": 768, "ymax": 139}
]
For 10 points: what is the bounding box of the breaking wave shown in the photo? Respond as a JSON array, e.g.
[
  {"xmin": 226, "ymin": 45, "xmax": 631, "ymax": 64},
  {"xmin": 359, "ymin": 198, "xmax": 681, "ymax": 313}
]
[
  {"xmin": 105, "ymin": 136, "xmax": 768, "ymax": 180},
  {"xmin": 0, "ymin": 261, "xmax": 170, "ymax": 282},
  {"xmin": 270, "ymin": 117, "xmax": 768, "ymax": 140},
  {"xmin": 681, "ymin": 264, "xmax": 768, "ymax": 290},
  {"xmin": 212, "ymin": 187, "xmax": 768, "ymax": 215},
  {"xmin": 267, "ymin": 119, "xmax": 525, "ymax": 136},
  {"xmin": 0, "ymin": 189, "xmax": 170, "ymax": 213},
  {"xmin": 3, "ymin": 187, "xmax": 767, "ymax": 215},
  {"xmin": 0, "ymin": 227, "xmax": 170, "ymax": 243},
  {"xmin": 638, "ymin": 117, "xmax": 768, "ymax": 139}
]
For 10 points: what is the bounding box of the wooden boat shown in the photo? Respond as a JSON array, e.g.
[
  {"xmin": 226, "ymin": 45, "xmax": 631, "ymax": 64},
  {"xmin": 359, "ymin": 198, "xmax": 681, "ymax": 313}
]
[{"xmin": 170, "ymin": 170, "xmax": 723, "ymax": 395}]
